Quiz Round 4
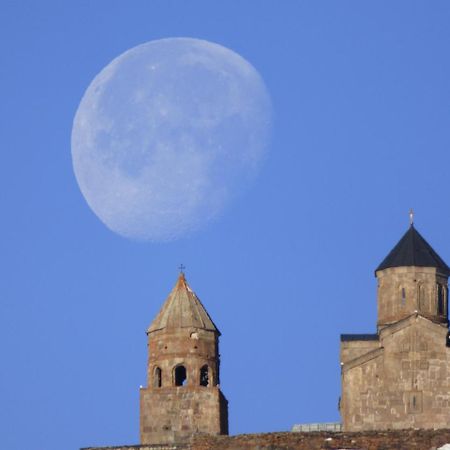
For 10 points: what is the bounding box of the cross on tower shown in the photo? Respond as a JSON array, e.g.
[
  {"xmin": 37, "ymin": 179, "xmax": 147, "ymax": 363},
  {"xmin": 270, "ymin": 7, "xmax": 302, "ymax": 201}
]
[{"xmin": 178, "ymin": 264, "xmax": 186, "ymax": 274}]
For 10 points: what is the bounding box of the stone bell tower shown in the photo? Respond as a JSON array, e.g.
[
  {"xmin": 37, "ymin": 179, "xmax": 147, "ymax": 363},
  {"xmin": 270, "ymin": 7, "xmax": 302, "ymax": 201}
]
[{"xmin": 139, "ymin": 272, "xmax": 228, "ymax": 445}]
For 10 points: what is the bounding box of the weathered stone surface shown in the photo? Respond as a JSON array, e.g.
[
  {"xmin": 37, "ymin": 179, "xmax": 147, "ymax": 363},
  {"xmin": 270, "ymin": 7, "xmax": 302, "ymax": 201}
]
[
  {"xmin": 192, "ymin": 430, "xmax": 450, "ymax": 449},
  {"xmin": 341, "ymin": 314, "xmax": 450, "ymax": 431},
  {"xmin": 340, "ymin": 229, "xmax": 450, "ymax": 432},
  {"xmin": 83, "ymin": 429, "xmax": 450, "ymax": 450},
  {"xmin": 140, "ymin": 274, "xmax": 228, "ymax": 444},
  {"xmin": 140, "ymin": 385, "xmax": 228, "ymax": 444},
  {"xmin": 82, "ymin": 446, "xmax": 187, "ymax": 450},
  {"xmin": 376, "ymin": 266, "xmax": 448, "ymax": 329}
]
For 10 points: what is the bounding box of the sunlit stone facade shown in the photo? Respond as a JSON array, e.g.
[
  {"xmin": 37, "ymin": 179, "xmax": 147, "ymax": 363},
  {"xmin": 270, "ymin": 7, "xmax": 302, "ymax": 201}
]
[
  {"xmin": 340, "ymin": 225, "xmax": 450, "ymax": 431},
  {"xmin": 139, "ymin": 273, "xmax": 228, "ymax": 444}
]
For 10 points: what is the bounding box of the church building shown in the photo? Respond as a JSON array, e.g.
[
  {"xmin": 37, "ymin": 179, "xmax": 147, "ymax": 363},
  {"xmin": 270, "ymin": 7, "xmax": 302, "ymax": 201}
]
[
  {"xmin": 83, "ymin": 220, "xmax": 450, "ymax": 450},
  {"xmin": 340, "ymin": 221, "xmax": 450, "ymax": 431}
]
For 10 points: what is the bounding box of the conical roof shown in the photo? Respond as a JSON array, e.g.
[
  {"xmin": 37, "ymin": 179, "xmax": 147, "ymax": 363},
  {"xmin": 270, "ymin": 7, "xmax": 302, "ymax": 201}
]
[
  {"xmin": 147, "ymin": 273, "xmax": 219, "ymax": 334},
  {"xmin": 376, "ymin": 225, "xmax": 450, "ymax": 274}
]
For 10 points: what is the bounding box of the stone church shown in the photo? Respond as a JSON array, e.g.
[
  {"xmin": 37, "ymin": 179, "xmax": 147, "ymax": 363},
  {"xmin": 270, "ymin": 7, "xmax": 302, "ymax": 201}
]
[
  {"xmin": 340, "ymin": 222, "xmax": 450, "ymax": 431},
  {"xmin": 84, "ymin": 221, "xmax": 450, "ymax": 450}
]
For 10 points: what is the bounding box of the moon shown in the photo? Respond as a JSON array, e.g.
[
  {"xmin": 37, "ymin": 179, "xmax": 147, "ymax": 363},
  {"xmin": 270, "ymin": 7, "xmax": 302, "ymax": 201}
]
[{"xmin": 71, "ymin": 38, "xmax": 272, "ymax": 241}]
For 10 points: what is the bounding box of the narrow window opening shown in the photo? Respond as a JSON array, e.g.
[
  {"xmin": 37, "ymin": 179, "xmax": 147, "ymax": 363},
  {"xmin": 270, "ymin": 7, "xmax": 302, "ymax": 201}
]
[
  {"xmin": 443, "ymin": 286, "xmax": 447, "ymax": 315},
  {"xmin": 438, "ymin": 285, "xmax": 444, "ymax": 315},
  {"xmin": 174, "ymin": 365, "xmax": 187, "ymax": 386},
  {"xmin": 418, "ymin": 285, "xmax": 425, "ymax": 310},
  {"xmin": 401, "ymin": 287, "xmax": 406, "ymax": 306},
  {"xmin": 200, "ymin": 365, "xmax": 209, "ymax": 387},
  {"xmin": 407, "ymin": 391, "xmax": 422, "ymax": 414},
  {"xmin": 154, "ymin": 366, "xmax": 162, "ymax": 388}
]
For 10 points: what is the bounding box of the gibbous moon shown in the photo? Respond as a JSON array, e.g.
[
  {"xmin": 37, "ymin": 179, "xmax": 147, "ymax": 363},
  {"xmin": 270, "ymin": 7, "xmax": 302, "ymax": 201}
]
[{"xmin": 72, "ymin": 38, "xmax": 272, "ymax": 241}]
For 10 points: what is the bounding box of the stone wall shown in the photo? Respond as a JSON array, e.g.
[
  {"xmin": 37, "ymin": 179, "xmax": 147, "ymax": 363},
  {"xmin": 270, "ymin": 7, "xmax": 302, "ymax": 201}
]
[
  {"xmin": 82, "ymin": 446, "xmax": 188, "ymax": 450},
  {"xmin": 341, "ymin": 338, "xmax": 379, "ymax": 364},
  {"xmin": 193, "ymin": 430, "xmax": 450, "ymax": 449},
  {"xmin": 341, "ymin": 315, "xmax": 450, "ymax": 431},
  {"xmin": 82, "ymin": 429, "xmax": 450, "ymax": 450},
  {"xmin": 376, "ymin": 267, "xmax": 447, "ymax": 328},
  {"xmin": 140, "ymin": 386, "xmax": 228, "ymax": 444}
]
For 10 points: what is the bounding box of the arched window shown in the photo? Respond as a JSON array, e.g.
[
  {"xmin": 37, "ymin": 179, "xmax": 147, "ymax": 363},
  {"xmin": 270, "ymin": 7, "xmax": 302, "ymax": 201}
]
[
  {"xmin": 174, "ymin": 365, "xmax": 187, "ymax": 386},
  {"xmin": 437, "ymin": 285, "xmax": 445, "ymax": 315},
  {"xmin": 153, "ymin": 366, "xmax": 162, "ymax": 388},
  {"xmin": 401, "ymin": 287, "xmax": 406, "ymax": 306},
  {"xmin": 200, "ymin": 365, "xmax": 209, "ymax": 387},
  {"xmin": 418, "ymin": 284, "xmax": 426, "ymax": 311}
]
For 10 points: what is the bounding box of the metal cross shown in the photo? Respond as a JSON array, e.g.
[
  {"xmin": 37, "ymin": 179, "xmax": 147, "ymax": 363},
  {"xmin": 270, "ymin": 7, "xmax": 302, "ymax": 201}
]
[{"xmin": 178, "ymin": 264, "xmax": 186, "ymax": 274}]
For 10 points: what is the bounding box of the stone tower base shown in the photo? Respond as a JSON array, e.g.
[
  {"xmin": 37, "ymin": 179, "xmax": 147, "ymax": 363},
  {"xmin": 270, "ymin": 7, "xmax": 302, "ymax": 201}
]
[{"xmin": 140, "ymin": 386, "xmax": 228, "ymax": 444}]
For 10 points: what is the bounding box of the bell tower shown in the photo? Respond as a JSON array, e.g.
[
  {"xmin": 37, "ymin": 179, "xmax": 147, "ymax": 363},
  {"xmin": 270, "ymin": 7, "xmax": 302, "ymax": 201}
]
[{"xmin": 139, "ymin": 272, "xmax": 228, "ymax": 445}]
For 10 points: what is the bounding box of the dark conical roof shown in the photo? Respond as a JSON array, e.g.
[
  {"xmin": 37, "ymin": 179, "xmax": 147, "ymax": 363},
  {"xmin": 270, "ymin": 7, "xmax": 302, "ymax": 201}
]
[{"xmin": 376, "ymin": 225, "xmax": 450, "ymax": 274}]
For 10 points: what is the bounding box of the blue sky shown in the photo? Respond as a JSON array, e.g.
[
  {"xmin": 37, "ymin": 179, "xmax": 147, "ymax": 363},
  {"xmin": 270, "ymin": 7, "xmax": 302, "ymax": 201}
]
[{"xmin": 2, "ymin": 2, "xmax": 450, "ymax": 449}]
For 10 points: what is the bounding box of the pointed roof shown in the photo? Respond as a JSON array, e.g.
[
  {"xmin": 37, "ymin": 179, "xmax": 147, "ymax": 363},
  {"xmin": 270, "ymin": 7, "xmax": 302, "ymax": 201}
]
[
  {"xmin": 147, "ymin": 273, "xmax": 220, "ymax": 334},
  {"xmin": 376, "ymin": 225, "xmax": 450, "ymax": 274}
]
